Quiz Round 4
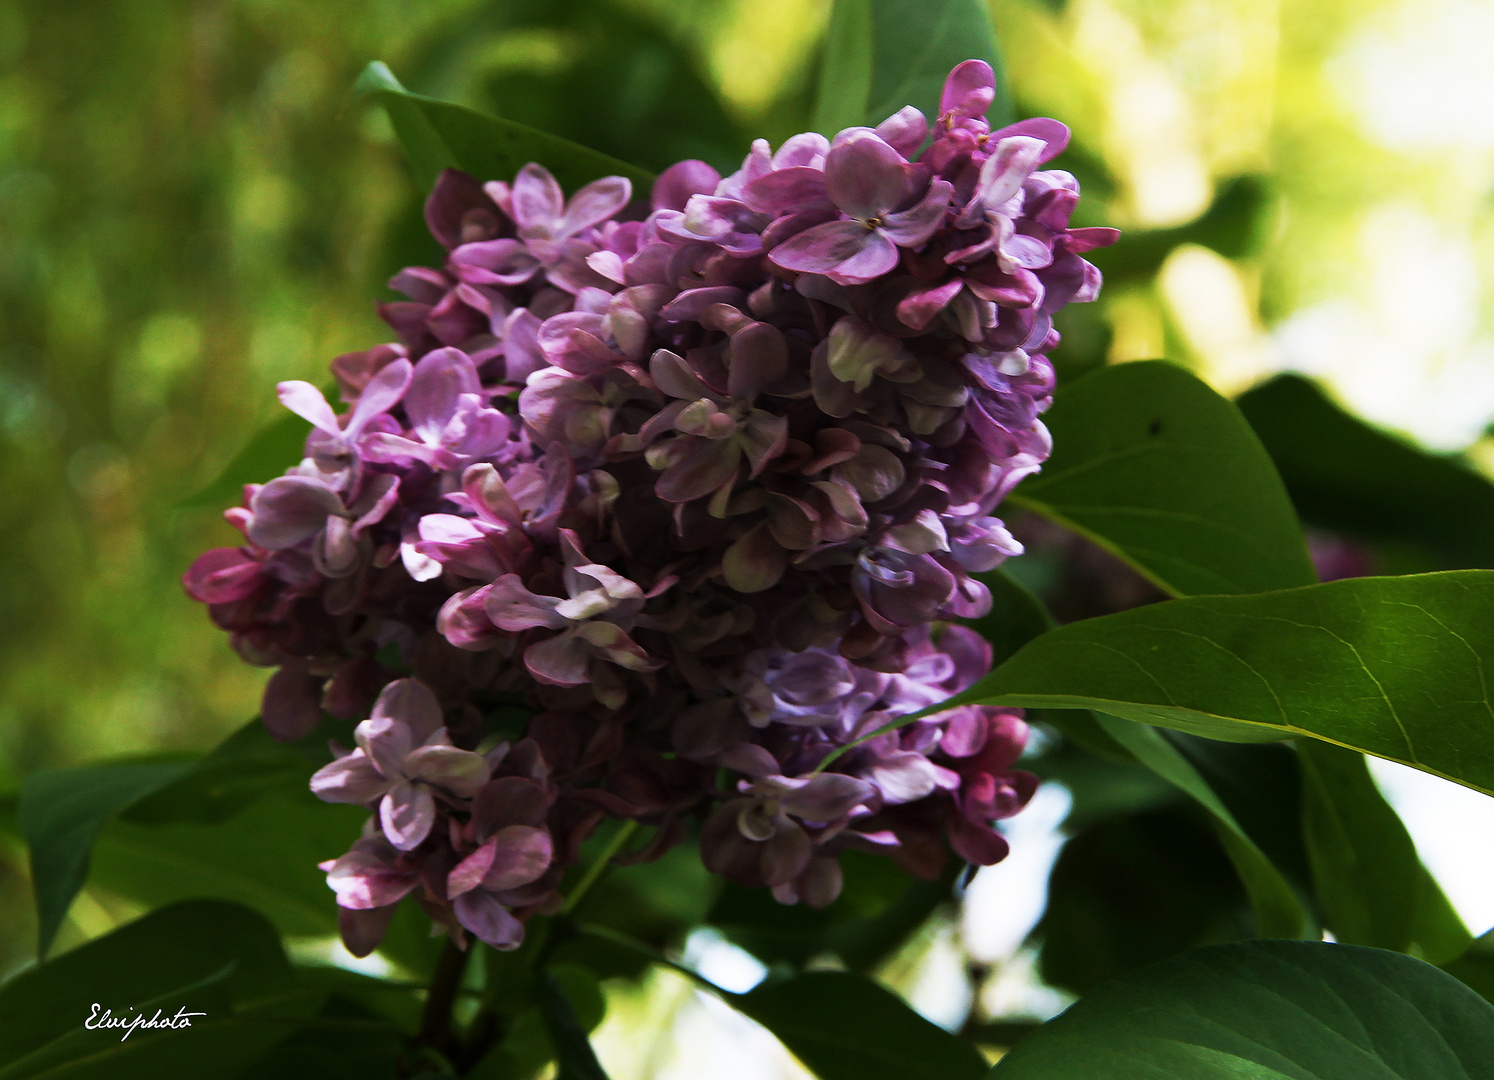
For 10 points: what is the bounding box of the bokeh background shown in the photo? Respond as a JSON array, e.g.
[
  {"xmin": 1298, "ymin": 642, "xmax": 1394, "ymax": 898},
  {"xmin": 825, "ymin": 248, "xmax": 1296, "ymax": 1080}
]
[{"xmin": 3, "ymin": 0, "xmax": 1494, "ymax": 1072}]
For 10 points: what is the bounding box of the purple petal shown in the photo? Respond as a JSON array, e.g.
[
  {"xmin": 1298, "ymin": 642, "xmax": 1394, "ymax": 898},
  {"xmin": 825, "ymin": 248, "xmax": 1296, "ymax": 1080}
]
[
  {"xmin": 718, "ymin": 743, "xmax": 780, "ymax": 777},
  {"xmin": 261, "ymin": 664, "xmax": 325, "ymax": 742},
  {"xmin": 371, "ymin": 679, "xmax": 445, "ymax": 743},
  {"xmin": 473, "ymin": 776, "xmax": 552, "ymax": 834},
  {"xmin": 779, "ymin": 773, "xmax": 876, "ymax": 820},
  {"xmin": 824, "ymin": 133, "xmax": 907, "ymax": 219},
  {"xmin": 761, "ymin": 820, "xmax": 812, "ymax": 887},
  {"xmin": 345, "ymin": 358, "xmax": 413, "ymax": 441},
  {"xmin": 405, "ymin": 348, "xmax": 479, "ymax": 442},
  {"xmin": 380, "ymin": 780, "xmax": 436, "ymax": 851},
  {"xmin": 770, "ymin": 220, "xmax": 896, "ymax": 284},
  {"xmin": 868, "ymin": 751, "xmax": 942, "ymax": 803},
  {"xmin": 523, "ymin": 629, "xmax": 594, "ymax": 686},
  {"xmin": 742, "ymin": 167, "xmax": 831, "ymax": 216},
  {"xmin": 991, "ymin": 117, "xmax": 1071, "ymax": 163},
  {"xmin": 772, "ymin": 132, "xmax": 830, "ymax": 168},
  {"xmin": 875, "ymin": 106, "xmax": 929, "ymax": 157},
  {"xmin": 940, "ymin": 59, "xmax": 995, "ymax": 119},
  {"xmin": 247, "ymin": 476, "xmax": 341, "ymax": 550},
  {"xmin": 511, "ymin": 164, "xmax": 564, "ymax": 234},
  {"xmin": 651, "ymin": 159, "xmax": 721, "ymax": 212},
  {"xmin": 977, "ymin": 136, "xmax": 1046, "ymax": 208},
  {"xmin": 559, "ymin": 176, "xmax": 631, "ymax": 237},
  {"xmin": 722, "ymin": 522, "xmax": 788, "ymax": 594},
  {"xmin": 482, "ymin": 825, "xmax": 554, "ymax": 890},
  {"xmin": 339, "ymin": 904, "xmax": 399, "ymax": 958},
  {"xmin": 454, "ymin": 890, "xmax": 526, "ymax": 949},
  {"xmin": 310, "ymin": 749, "xmax": 392, "ymax": 804},
  {"xmin": 655, "ymin": 438, "xmax": 741, "ymax": 503},
  {"xmin": 276, "ymin": 381, "xmax": 341, "ymax": 436},
  {"xmin": 881, "ymin": 179, "xmax": 953, "ymax": 246},
  {"xmin": 484, "ymin": 574, "xmax": 568, "ymax": 631},
  {"xmin": 727, "ymin": 322, "xmax": 788, "ymax": 401},
  {"xmin": 896, "ymin": 278, "xmax": 964, "ymax": 331},
  {"xmin": 405, "ymin": 744, "xmax": 492, "ymax": 798}
]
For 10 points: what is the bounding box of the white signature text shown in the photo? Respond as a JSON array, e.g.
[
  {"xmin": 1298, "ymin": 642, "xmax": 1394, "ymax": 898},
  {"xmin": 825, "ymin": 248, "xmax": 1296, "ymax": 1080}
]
[{"xmin": 84, "ymin": 1003, "xmax": 206, "ymax": 1041}]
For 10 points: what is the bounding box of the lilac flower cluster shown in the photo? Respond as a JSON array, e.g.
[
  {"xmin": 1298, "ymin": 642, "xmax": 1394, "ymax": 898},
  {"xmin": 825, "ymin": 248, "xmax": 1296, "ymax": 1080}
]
[{"xmin": 185, "ymin": 61, "xmax": 1113, "ymax": 955}]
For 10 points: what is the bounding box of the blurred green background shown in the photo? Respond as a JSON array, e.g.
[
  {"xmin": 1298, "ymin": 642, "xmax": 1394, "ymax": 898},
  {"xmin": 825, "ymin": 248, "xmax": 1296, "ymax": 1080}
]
[{"xmin": 2, "ymin": 0, "xmax": 1493, "ymax": 1058}]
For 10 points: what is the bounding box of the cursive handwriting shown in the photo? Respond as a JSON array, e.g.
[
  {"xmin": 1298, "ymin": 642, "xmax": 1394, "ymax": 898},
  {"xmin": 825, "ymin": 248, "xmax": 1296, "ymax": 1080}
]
[{"xmin": 85, "ymin": 1003, "xmax": 206, "ymax": 1041}]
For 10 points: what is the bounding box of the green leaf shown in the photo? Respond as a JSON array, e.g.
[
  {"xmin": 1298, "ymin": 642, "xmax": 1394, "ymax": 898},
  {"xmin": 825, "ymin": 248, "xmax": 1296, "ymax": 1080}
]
[
  {"xmin": 1035, "ymin": 806, "xmax": 1251, "ymax": 996},
  {"xmin": 537, "ymin": 971, "xmax": 609, "ymax": 1080},
  {"xmin": 1094, "ymin": 717, "xmax": 1306, "ymax": 938},
  {"xmin": 89, "ymin": 792, "xmax": 367, "ymax": 941},
  {"xmin": 18, "ymin": 759, "xmax": 193, "ymax": 957},
  {"xmin": 948, "ymin": 571, "xmax": 1494, "ymax": 793},
  {"xmin": 812, "ymin": 0, "xmax": 1011, "ymax": 136},
  {"xmin": 1237, "ymin": 372, "xmax": 1494, "ymax": 570},
  {"xmin": 1442, "ymin": 928, "xmax": 1494, "ymax": 1007},
  {"xmin": 178, "ymin": 411, "xmax": 309, "ymax": 509},
  {"xmin": 357, "ymin": 62, "xmax": 654, "ymax": 195},
  {"xmin": 1009, "ymin": 360, "xmax": 1316, "ymax": 597},
  {"xmin": 1298, "ymin": 741, "xmax": 1421, "ymax": 952},
  {"xmin": 990, "ymin": 940, "xmax": 1494, "ymax": 1079},
  {"xmin": 967, "ymin": 568, "xmax": 1057, "ymax": 669},
  {"xmin": 733, "ymin": 971, "xmax": 987, "ymax": 1080},
  {"xmin": 122, "ymin": 719, "xmax": 316, "ymax": 826},
  {"xmin": 0, "ymin": 899, "xmax": 311, "ymax": 1079}
]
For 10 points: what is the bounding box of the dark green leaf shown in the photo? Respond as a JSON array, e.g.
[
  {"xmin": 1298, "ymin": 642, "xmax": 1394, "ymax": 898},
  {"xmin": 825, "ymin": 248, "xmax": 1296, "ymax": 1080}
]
[
  {"xmin": 1298, "ymin": 741, "xmax": 1421, "ymax": 952},
  {"xmin": 948, "ymin": 571, "xmax": 1494, "ymax": 793},
  {"xmin": 1237, "ymin": 373, "xmax": 1494, "ymax": 570},
  {"xmin": 122, "ymin": 719, "xmax": 315, "ymax": 825},
  {"xmin": 0, "ymin": 899, "xmax": 311, "ymax": 1079},
  {"xmin": 1095, "ymin": 717, "xmax": 1305, "ymax": 938},
  {"xmin": 1009, "ymin": 360, "xmax": 1316, "ymax": 597},
  {"xmin": 89, "ymin": 791, "xmax": 367, "ymax": 941},
  {"xmin": 991, "ymin": 940, "xmax": 1494, "ymax": 1079},
  {"xmin": 813, "ymin": 0, "xmax": 1011, "ymax": 135},
  {"xmin": 357, "ymin": 62, "xmax": 654, "ymax": 195},
  {"xmin": 734, "ymin": 971, "xmax": 987, "ymax": 1080},
  {"xmin": 19, "ymin": 759, "xmax": 192, "ymax": 957},
  {"xmin": 1035, "ymin": 806, "xmax": 1250, "ymax": 996},
  {"xmin": 537, "ymin": 970, "xmax": 609, "ymax": 1080},
  {"xmin": 968, "ymin": 568, "xmax": 1056, "ymax": 669},
  {"xmin": 178, "ymin": 411, "xmax": 309, "ymax": 509},
  {"xmin": 1443, "ymin": 928, "xmax": 1494, "ymax": 1007}
]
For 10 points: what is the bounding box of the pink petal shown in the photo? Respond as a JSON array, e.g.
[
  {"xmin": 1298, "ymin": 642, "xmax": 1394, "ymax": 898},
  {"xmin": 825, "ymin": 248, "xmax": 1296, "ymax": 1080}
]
[
  {"xmin": 511, "ymin": 163, "xmax": 564, "ymax": 234},
  {"xmin": 345, "ymin": 358, "xmax": 413, "ymax": 441},
  {"xmin": 940, "ymin": 59, "xmax": 996, "ymax": 119},
  {"xmin": 824, "ymin": 132, "xmax": 907, "ymax": 219},
  {"xmin": 523, "ymin": 629, "xmax": 594, "ymax": 686},
  {"xmin": 770, "ymin": 220, "xmax": 890, "ymax": 281},
  {"xmin": 371, "ymin": 678, "xmax": 445, "ymax": 743},
  {"xmin": 453, "ymin": 890, "xmax": 526, "ymax": 950},
  {"xmin": 977, "ymin": 136, "xmax": 1046, "ymax": 208},
  {"xmin": 380, "ymin": 780, "xmax": 436, "ymax": 851},
  {"xmin": 875, "ymin": 106, "xmax": 929, "ymax": 157},
  {"xmin": 655, "ymin": 438, "xmax": 742, "ymax": 503},
  {"xmin": 559, "ymin": 176, "xmax": 632, "ymax": 237},
  {"xmin": 484, "ymin": 574, "xmax": 569, "ymax": 631},
  {"xmin": 405, "ymin": 744, "xmax": 492, "ymax": 798},
  {"xmin": 247, "ymin": 475, "xmax": 342, "ymax": 550},
  {"xmin": 311, "ymin": 749, "xmax": 393, "ymax": 804},
  {"xmin": 990, "ymin": 117, "xmax": 1071, "ymax": 163},
  {"xmin": 276, "ymin": 381, "xmax": 341, "ymax": 436},
  {"xmin": 881, "ymin": 179, "xmax": 953, "ymax": 247},
  {"xmin": 482, "ymin": 825, "xmax": 554, "ymax": 891}
]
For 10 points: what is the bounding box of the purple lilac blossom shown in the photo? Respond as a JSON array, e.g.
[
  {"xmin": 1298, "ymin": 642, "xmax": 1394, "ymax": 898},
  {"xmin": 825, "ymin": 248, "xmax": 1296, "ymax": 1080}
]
[{"xmin": 185, "ymin": 60, "xmax": 1113, "ymax": 956}]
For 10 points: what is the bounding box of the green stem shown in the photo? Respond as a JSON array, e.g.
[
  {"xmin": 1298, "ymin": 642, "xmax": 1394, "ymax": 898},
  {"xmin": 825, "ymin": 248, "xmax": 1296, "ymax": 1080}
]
[
  {"xmin": 417, "ymin": 937, "xmax": 471, "ymax": 1051},
  {"xmin": 560, "ymin": 819, "xmax": 640, "ymax": 916}
]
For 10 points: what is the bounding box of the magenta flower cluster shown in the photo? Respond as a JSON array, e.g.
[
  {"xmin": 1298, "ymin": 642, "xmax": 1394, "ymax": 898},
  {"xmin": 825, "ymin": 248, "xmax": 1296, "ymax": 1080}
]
[{"xmin": 185, "ymin": 61, "xmax": 1113, "ymax": 956}]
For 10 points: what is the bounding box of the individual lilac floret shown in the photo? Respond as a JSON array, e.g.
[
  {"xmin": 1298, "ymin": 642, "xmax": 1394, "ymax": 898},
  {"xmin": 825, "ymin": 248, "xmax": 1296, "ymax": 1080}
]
[{"xmin": 311, "ymin": 679, "xmax": 490, "ymax": 850}]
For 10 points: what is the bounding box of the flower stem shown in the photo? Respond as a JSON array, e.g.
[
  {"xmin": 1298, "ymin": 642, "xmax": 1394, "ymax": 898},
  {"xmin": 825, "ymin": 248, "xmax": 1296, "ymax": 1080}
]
[
  {"xmin": 417, "ymin": 937, "xmax": 471, "ymax": 1053},
  {"xmin": 560, "ymin": 818, "xmax": 640, "ymax": 916}
]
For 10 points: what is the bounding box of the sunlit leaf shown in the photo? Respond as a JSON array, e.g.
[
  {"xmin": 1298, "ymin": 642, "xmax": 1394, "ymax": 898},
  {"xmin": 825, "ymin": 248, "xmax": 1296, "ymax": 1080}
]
[
  {"xmin": 991, "ymin": 940, "xmax": 1494, "ymax": 1079},
  {"xmin": 947, "ymin": 571, "xmax": 1494, "ymax": 794},
  {"xmin": 1009, "ymin": 361, "xmax": 1316, "ymax": 597}
]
